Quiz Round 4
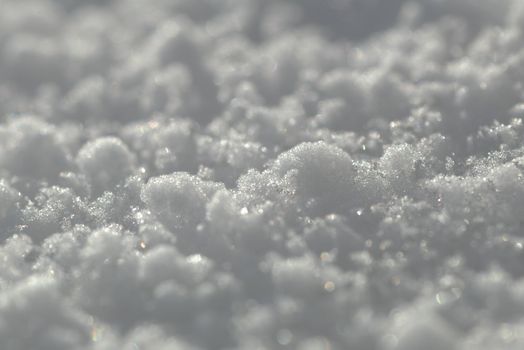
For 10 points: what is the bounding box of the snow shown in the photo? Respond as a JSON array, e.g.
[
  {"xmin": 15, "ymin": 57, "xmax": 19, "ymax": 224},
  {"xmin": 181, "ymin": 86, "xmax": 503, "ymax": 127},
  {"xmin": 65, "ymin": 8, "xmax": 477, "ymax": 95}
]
[
  {"xmin": 76, "ymin": 137, "xmax": 136, "ymax": 197},
  {"xmin": 1, "ymin": 0, "xmax": 524, "ymax": 349}
]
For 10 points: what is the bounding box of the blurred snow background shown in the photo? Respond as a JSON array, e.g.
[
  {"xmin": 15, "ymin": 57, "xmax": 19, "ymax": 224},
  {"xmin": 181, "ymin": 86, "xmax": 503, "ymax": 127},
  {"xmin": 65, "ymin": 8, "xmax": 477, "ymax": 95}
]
[{"xmin": 1, "ymin": 0, "xmax": 524, "ymax": 349}]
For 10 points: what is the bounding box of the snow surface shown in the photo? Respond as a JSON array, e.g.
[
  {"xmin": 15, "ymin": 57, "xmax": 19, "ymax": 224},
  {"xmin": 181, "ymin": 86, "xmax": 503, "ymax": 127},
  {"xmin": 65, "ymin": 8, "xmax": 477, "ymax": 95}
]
[{"xmin": 1, "ymin": 0, "xmax": 524, "ymax": 349}]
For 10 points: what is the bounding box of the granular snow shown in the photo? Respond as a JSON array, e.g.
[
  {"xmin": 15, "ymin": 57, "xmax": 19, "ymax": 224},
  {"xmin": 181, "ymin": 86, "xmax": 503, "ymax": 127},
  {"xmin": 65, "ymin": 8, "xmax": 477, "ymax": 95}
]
[{"xmin": 1, "ymin": 0, "xmax": 524, "ymax": 349}]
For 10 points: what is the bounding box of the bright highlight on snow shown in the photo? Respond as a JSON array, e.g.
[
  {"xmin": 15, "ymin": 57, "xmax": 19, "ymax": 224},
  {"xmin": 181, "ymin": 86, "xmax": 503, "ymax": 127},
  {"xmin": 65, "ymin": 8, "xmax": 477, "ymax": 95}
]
[{"xmin": 1, "ymin": 0, "xmax": 524, "ymax": 349}]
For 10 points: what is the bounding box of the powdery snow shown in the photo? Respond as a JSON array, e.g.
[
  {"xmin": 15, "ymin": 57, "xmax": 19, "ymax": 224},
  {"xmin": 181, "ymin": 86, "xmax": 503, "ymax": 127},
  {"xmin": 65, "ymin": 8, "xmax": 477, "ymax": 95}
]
[{"xmin": 1, "ymin": 0, "xmax": 524, "ymax": 349}]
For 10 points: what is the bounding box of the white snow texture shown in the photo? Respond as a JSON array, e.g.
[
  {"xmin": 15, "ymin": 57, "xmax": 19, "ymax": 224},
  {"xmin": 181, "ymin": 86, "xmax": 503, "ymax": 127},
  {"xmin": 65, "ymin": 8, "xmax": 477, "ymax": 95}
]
[{"xmin": 1, "ymin": 0, "xmax": 524, "ymax": 349}]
